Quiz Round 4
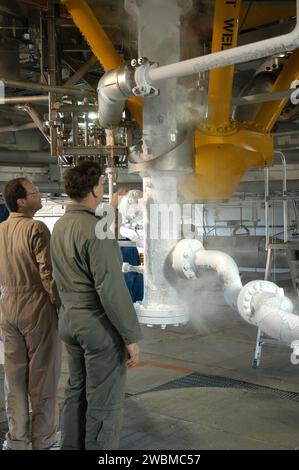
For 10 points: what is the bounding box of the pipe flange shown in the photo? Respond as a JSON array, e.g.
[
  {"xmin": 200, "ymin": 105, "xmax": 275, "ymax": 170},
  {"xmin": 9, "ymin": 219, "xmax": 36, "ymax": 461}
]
[
  {"xmin": 237, "ymin": 280, "xmax": 284, "ymax": 325},
  {"xmin": 172, "ymin": 239, "xmax": 203, "ymax": 280},
  {"xmin": 134, "ymin": 302, "xmax": 188, "ymax": 328},
  {"xmin": 132, "ymin": 58, "xmax": 159, "ymax": 97}
]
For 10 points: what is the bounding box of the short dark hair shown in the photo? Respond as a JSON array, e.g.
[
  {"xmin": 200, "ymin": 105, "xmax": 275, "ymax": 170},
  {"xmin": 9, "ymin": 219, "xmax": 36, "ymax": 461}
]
[
  {"xmin": 3, "ymin": 178, "xmax": 28, "ymax": 212},
  {"xmin": 64, "ymin": 160, "xmax": 103, "ymax": 200}
]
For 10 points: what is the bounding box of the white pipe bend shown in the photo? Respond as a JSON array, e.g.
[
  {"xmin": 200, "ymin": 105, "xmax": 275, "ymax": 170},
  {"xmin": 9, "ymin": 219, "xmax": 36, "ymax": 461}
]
[
  {"xmin": 195, "ymin": 249, "xmax": 242, "ymax": 309},
  {"xmin": 173, "ymin": 240, "xmax": 299, "ymax": 361}
]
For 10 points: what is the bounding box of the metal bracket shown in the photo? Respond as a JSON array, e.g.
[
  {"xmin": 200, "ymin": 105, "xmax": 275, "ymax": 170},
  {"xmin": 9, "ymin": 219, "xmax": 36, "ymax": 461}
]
[{"xmin": 131, "ymin": 57, "xmax": 160, "ymax": 97}]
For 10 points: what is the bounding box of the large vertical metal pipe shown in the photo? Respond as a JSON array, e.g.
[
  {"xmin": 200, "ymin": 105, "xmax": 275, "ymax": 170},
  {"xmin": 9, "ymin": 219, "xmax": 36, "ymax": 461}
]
[
  {"xmin": 137, "ymin": 174, "xmax": 187, "ymax": 327},
  {"xmin": 127, "ymin": 0, "xmax": 192, "ymax": 327}
]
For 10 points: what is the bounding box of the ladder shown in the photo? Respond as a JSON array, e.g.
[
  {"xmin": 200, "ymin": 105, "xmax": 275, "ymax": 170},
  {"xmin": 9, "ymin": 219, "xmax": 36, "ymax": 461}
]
[
  {"xmin": 286, "ymin": 243, "xmax": 299, "ymax": 297},
  {"xmin": 252, "ymin": 242, "xmax": 299, "ymax": 368}
]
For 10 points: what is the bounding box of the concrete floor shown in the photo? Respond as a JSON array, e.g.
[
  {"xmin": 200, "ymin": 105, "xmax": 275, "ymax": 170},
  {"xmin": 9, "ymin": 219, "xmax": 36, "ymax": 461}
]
[{"xmin": 1, "ymin": 288, "xmax": 299, "ymax": 450}]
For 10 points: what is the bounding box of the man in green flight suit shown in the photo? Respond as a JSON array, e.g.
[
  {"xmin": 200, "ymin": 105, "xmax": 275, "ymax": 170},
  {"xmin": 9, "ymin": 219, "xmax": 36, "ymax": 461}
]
[{"xmin": 51, "ymin": 160, "xmax": 142, "ymax": 450}]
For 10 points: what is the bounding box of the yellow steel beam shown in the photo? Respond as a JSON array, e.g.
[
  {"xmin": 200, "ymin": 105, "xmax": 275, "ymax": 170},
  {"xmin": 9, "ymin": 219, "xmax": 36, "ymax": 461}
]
[
  {"xmin": 188, "ymin": 123, "xmax": 273, "ymax": 200},
  {"xmin": 208, "ymin": 0, "xmax": 242, "ymax": 127},
  {"xmin": 61, "ymin": 0, "xmax": 142, "ymax": 127},
  {"xmin": 181, "ymin": 0, "xmax": 277, "ymax": 201},
  {"xmin": 240, "ymin": 2, "xmax": 296, "ymax": 32},
  {"xmin": 254, "ymin": 49, "xmax": 299, "ymax": 133}
]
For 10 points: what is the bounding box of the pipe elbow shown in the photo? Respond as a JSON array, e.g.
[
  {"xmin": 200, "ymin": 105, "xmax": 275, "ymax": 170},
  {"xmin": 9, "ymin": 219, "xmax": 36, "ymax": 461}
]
[
  {"xmin": 195, "ymin": 250, "xmax": 242, "ymax": 290},
  {"xmin": 97, "ymin": 66, "xmax": 135, "ymax": 127}
]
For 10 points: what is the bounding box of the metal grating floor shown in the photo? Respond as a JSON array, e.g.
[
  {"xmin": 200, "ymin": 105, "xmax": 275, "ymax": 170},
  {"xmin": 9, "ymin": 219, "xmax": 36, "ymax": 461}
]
[{"xmin": 133, "ymin": 372, "xmax": 299, "ymax": 402}]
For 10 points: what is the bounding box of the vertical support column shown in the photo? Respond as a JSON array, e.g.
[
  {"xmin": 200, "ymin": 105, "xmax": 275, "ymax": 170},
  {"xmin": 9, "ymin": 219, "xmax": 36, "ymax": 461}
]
[
  {"xmin": 142, "ymin": 175, "xmax": 179, "ymax": 309},
  {"xmin": 126, "ymin": 0, "xmax": 192, "ymax": 163},
  {"xmin": 136, "ymin": 174, "xmax": 187, "ymax": 327},
  {"xmin": 125, "ymin": 0, "xmax": 192, "ymax": 327}
]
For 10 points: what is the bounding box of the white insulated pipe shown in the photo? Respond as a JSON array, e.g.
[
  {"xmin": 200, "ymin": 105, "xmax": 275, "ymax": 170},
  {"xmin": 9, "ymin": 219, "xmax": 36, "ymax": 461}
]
[
  {"xmin": 173, "ymin": 240, "xmax": 299, "ymax": 362},
  {"xmin": 195, "ymin": 251, "xmax": 299, "ymax": 351},
  {"xmin": 237, "ymin": 280, "xmax": 299, "ymax": 362},
  {"xmin": 252, "ymin": 293, "xmax": 299, "ymax": 345},
  {"xmin": 195, "ymin": 249, "xmax": 243, "ymax": 310},
  {"xmin": 147, "ymin": 0, "xmax": 299, "ymax": 84},
  {"xmin": 194, "ymin": 248, "xmax": 299, "ymax": 350},
  {"xmin": 97, "ymin": 0, "xmax": 299, "ymax": 128}
]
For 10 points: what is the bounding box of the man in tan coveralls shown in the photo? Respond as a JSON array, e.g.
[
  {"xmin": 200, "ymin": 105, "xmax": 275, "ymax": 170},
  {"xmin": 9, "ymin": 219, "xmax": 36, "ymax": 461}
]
[
  {"xmin": 51, "ymin": 160, "xmax": 142, "ymax": 450},
  {"xmin": 0, "ymin": 178, "xmax": 61, "ymax": 450}
]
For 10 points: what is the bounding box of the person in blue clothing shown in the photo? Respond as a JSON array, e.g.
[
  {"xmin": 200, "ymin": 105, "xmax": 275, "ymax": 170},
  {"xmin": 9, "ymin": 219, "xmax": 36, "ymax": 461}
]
[
  {"xmin": 120, "ymin": 244, "xmax": 144, "ymax": 302},
  {"xmin": 0, "ymin": 204, "xmax": 9, "ymax": 223},
  {"xmin": 117, "ymin": 190, "xmax": 144, "ymax": 303}
]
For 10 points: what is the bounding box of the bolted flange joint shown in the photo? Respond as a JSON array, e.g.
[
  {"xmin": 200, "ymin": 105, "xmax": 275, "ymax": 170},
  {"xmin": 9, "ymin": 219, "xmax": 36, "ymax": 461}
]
[{"xmin": 131, "ymin": 57, "xmax": 160, "ymax": 97}]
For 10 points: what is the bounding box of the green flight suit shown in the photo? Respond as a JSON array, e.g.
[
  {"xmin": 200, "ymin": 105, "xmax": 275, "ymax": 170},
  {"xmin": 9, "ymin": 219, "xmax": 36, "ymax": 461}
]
[{"xmin": 50, "ymin": 204, "xmax": 142, "ymax": 450}]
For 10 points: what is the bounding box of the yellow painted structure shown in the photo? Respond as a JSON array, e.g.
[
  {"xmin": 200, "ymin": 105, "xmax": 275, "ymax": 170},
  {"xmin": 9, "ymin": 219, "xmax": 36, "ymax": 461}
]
[
  {"xmin": 240, "ymin": 2, "xmax": 295, "ymax": 32},
  {"xmin": 207, "ymin": 0, "xmax": 242, "ymax": 127},
  {"xmin": 62, "ymin": 0, "xmax": 298, "ymax": 200},
  {"xmin": 181, "ymin": 124, "xmax": 273, "ymax": 200},
  {"xmin": 181, "ymin": 0, "xmax": 274, "ymax": 201},
  {"xmin": 255, "ymin": 49, "xmax": 299, "ymax": 133},
  {"xmin": 61, "ymin": 0, "xmax": 142, "ymax": 126}
]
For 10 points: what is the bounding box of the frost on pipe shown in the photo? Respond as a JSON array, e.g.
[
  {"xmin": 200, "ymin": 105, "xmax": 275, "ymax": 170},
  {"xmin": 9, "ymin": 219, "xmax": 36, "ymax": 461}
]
[
  {"xmin": 118, "ymin": 189, "xmax": 144, "ymax": 246},
  {"xmin": 172, "ymin": 239, "xmax": 242, "ymax": 309},
  {"xmin": 172, "ymin": 240, "xmax": 299, "ymax": 363}
]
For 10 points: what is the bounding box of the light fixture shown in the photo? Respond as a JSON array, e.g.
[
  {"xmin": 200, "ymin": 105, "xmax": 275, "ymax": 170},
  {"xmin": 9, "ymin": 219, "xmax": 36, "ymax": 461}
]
[{"xmin": 88, "ymin": 112, "xmax": 98, "ymax": 119}]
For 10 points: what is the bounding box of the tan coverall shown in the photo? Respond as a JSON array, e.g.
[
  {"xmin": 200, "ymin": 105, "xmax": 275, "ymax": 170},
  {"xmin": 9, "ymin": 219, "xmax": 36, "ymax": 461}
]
[
  {"xmin": 51, "ymin": 204, "xmax": 142, "ymax": 450},
  {"xmin": 0, "ymin": 213, "xmax": 61, "ymax": 450}
]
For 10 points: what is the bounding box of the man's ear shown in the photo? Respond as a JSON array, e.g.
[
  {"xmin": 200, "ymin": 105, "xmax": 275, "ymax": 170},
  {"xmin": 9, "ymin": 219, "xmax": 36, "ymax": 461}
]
[
  {"xmin": 92, "ymin": 186, "xmax": 100, "ymax": 198},
  {"xmin": 17, "ymin": 198, "xmax": 26, "ymax": 209}
]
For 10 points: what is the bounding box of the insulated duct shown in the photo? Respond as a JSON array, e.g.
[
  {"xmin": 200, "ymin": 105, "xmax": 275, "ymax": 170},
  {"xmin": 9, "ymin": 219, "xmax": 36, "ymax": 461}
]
[{"xmin": 97, "ymin": 66, "xmax": 135, "ymax": 128}]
